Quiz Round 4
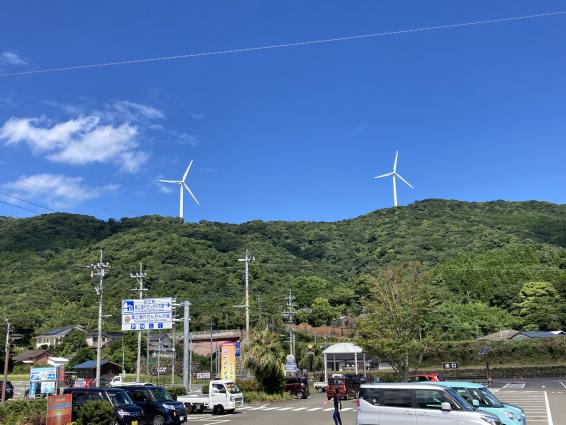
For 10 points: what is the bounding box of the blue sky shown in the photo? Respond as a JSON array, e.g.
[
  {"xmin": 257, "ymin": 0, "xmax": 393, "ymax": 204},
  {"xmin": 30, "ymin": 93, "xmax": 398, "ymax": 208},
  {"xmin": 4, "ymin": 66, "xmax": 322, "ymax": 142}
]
[{"xmin": 0, "ymin": 1, "xmax": 564, "ymax": 223}]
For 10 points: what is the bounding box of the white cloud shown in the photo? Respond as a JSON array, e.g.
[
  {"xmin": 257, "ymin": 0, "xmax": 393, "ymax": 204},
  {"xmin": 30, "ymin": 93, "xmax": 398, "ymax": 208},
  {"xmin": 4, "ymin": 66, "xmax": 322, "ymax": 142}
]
[
  {"xmin": 0, "ymin": 51, "xmax": 27, "ymax": 66},
  {"xmin": 190, "ymin": 112, "xmax": 204, "ymax": 120},
  {"xmin": 2, "ymin": 174, "xmax": 119, "ymax": 209},
  {"xmin": 0, "ymin": 115, "xmax": 147, "ymax": 173},
  {"xmin": 103, "ymin": 100, "xmax": 165, "ymax": 122}
]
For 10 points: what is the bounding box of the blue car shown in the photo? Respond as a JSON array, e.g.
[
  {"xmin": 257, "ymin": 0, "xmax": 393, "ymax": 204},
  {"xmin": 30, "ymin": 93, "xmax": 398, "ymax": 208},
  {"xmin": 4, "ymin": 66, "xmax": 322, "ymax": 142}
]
[{"xmin": 433, "ymin": 381, "xmax": 526, "ymax": 425}]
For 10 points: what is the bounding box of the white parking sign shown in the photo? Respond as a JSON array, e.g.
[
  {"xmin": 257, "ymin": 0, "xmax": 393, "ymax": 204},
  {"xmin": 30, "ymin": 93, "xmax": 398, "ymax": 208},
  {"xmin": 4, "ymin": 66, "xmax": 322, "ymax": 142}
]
[{"xmin": 122, "ymin": 297, "xmax": 173, "ymax": 331}]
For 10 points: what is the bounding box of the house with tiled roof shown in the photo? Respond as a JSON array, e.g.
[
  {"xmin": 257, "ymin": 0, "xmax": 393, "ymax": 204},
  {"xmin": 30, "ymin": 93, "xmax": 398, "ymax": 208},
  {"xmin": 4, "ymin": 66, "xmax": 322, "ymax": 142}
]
[{"xmin": 35, "ymin": 324, "xmax": 84, "ymax": 348}]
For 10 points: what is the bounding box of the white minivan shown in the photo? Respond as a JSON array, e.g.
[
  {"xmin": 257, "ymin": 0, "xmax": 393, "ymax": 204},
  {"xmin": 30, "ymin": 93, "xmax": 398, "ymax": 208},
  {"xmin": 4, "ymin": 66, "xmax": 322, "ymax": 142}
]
[{"xmin": 357, "ymin": 383, "xmax": 502, "ymax": 425}]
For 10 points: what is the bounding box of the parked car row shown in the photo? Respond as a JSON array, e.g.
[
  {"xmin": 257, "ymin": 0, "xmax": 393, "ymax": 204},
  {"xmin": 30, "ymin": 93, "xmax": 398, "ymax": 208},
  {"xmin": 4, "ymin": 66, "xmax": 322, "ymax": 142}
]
[
  {"xmin": 64, "ymin": 385, "xmax": 187, "ymax": 425},
  {"xmin": 356, "ymin": 382, "xmax": 525, "ymax": 425}
]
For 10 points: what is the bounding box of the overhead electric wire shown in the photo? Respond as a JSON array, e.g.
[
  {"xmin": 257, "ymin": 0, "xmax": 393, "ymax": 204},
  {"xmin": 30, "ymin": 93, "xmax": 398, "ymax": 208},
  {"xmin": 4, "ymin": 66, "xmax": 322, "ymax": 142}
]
[{"xmin": 1, "ymin": 10, "xmax": 565, "ymax": 78}]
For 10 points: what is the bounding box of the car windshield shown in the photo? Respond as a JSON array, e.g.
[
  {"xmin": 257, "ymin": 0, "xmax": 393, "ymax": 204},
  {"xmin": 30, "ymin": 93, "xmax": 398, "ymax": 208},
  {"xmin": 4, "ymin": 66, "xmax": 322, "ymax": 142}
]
[
  {"xmin": 477, "ymin": 388, "xmax": 503, "ymax": 408},
  {"xmin": 107, "ymin": 391, "xmax": 133, "ymax": 406},
  {"xmin": 445, "ymin": 388, "xmax": 473, "ymax": 411},
  {"xmin": 225, "ymin": 383, "xmax": 241, "ymax": 394},
  {"xmin": 149, "ymin": 387, "xmax": 173, "ymax": 402}
]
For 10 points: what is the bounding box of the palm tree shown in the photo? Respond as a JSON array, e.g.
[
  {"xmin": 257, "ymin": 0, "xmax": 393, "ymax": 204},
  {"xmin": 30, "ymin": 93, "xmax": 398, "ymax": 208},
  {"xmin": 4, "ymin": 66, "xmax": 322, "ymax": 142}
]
[{"xmin": 242, "ymin": 328, "xmax": 285, "ymax": 393}]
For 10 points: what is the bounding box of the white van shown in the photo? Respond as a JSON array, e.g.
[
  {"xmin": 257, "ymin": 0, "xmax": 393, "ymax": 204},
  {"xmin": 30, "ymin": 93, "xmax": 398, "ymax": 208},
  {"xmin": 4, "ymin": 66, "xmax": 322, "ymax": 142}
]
[{"xmin": 356, "ymin": 383, "xmax": 502, "ymax": 425}]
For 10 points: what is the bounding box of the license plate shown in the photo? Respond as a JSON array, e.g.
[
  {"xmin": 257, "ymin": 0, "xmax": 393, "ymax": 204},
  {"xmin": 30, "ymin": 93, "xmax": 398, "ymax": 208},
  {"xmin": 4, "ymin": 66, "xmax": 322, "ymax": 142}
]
[
  {"xmin": 131, "ymin": 421, "xmax": 138, "ymax": 425},
  {"xmin": 179, "ymin": 416, "xmax": 185, "ymax": 421}
]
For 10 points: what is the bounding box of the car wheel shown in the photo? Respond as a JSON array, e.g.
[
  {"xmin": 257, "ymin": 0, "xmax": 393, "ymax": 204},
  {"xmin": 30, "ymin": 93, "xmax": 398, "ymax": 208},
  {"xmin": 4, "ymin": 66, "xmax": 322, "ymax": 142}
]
[
  {"xmin": 185, "ymin": 404, "xmax": 194, "ymax": 414},
  {"xmin": 295, "ymin": 391, "xmax": 303, "ymax": 399},
  {"xmin": 213, "ymin": 405, "xmax": 225, "ymax": 415},
  {"xmin": 152, "ymin": 415, "xmax": 166, "ymax": 425}
]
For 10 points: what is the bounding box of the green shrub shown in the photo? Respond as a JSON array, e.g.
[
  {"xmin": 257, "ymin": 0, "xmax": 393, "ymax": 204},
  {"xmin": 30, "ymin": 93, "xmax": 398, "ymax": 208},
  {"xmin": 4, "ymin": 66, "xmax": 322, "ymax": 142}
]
[
  {"xmin": 0, "ymin": 399, "xmax": 47, "ymax": 425},
  {"xmin": 76, "ymin": 400, "xmax": 114, "ymax": 425},
  {"xmin": 243, "ymin": 391, "xmax": 293, "ymax": 403},
  {"xmin": 167, "ymin": 386, "xmax": 187, "ymax": 400},
  {"xmin": 237, "ymin": 380, "xmax": 259, "ymax": 392}
]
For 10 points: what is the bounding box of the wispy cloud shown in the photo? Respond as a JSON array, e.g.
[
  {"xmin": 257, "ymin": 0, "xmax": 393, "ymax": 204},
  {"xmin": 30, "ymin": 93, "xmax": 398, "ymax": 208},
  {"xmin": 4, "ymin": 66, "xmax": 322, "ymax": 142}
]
[
  {"xmin": 190, "ymin": 112, "xmax": 204, "ymax": 120},
  {"xmin": 0, "ymin": 51, "xmax": 27, "ymax": 66},
  {"xmin": 0, "ymin": 100, "xmax": 168, "ymax": 173},
  {"xmin": 0, "ymin": 116, "xmax": 147, "ymax": 172},
  {"xmin": 2, "ymin": 174, "xmax": 119, "ymax": 209}
]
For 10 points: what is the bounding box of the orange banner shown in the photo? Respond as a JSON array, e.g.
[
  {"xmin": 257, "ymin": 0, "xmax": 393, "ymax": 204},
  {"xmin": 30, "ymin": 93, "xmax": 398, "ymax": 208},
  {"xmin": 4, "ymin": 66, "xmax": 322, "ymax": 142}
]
[
  {"xmin": 47, "ymin": 394, "xmax": 72, "ymax": 425},
  {"xmin": 221, "ymin": 342, "xmax": 236, "ymax": 382}
]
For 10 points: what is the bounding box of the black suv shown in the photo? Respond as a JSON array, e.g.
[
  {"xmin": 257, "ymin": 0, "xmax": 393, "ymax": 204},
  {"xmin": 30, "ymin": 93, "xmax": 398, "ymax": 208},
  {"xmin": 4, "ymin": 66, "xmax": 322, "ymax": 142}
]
[
  {"xmin": 0, "ymin": 381, "xmax": 14, "ymax": 400},
  {"xmin": 284, "ymin": 377, "xmax": 310, "ymax": 399},
  {"xmin": 116, "ymin": 385, "xmax": 187, "ymax": 425},
  {"xmin": 63, "ymin": 387, "xmax": 144, "ymax": 425}
]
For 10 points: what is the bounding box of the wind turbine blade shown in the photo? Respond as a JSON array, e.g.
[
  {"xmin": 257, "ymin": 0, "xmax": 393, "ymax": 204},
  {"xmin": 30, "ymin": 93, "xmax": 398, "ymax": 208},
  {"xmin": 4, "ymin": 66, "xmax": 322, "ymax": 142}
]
[
  {"xmin": 374, "ymin": 172, "xmax": 394, "ymax": 179},
  {"xmin": 158, "ymin": 179, "xmax": 180, "ymax": 183},
  {"xmin": 396, "ymin": 174, "xmax": 414, "ymax": 189},
  {"xmin": 183, "ymin": 182, "xmax": 200, "ymax": 205},
  {"xmin": 393, "ymin": 150, "xmax": 399, "ymax": 173},
  {"xmin": 182, "ymin": 160, "xmax": 193, "ymax": 182}
]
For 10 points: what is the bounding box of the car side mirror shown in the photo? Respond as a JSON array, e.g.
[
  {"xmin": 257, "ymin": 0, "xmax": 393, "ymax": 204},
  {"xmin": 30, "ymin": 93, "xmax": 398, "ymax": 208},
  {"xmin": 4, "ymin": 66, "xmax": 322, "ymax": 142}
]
[
  {"xmin": 472, "ymin": 399, "xmax": 480, "ymax": 408},
  {"xmin": 440, "ymin": 402, "xmax": 452, "ymax": 412}
]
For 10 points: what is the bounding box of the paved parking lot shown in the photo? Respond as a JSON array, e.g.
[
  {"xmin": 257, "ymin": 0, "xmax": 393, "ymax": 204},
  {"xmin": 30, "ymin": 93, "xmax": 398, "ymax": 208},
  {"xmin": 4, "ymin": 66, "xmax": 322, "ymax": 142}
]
[
  {"xmin": 490, "ymin": 378, "xmax": 565, "ymax": 425},
  {"xmin": 8, "ymin": 377, "xmax": 565, "ymax": 425}
]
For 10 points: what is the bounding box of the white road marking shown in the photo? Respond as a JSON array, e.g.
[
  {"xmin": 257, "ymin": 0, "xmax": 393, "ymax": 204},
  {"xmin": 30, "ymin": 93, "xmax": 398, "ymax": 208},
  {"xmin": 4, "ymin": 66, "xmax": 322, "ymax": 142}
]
[
  {"xmin": 307, "ymin": 407, "xmax": 322, "ymax": 411},
  {"xmin": 276, "ymin": 407, "xmax": 292, "ymax": 411},
  {"xmin": 560, "ymin": 382, "xmax": 566, "ymax": 390},
  {"xmin": 292, "ymin": 407, "xmax": 307, "ymax": 411},
  {"xmin": 544, "ymin": 391, "xmax": 553, "ymax": 425},
  {"xmin": 323, "ymin": 407, "xmax": 334, "ymax": 411},
  {"xmin": 341, "ymin": 407, "xmax": 353, "ymax": 412}
]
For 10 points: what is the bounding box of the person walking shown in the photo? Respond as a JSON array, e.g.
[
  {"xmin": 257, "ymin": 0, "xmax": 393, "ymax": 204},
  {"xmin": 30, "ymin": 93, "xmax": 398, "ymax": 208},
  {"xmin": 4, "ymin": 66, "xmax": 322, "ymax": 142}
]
[{"xmin": 325, "ymin": 386, "xmax": 342, "ymax": 425}]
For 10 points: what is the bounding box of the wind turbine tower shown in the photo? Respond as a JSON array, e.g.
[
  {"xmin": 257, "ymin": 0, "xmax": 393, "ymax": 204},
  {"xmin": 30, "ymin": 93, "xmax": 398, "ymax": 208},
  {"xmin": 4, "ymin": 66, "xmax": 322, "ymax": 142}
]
[
  {"xmin": 374, "ymin": 151, "xmax": 414, "ymax": 207},
  {"xmin": 159, "ymin": 160, "xmax": 200, "ymax": 221}
]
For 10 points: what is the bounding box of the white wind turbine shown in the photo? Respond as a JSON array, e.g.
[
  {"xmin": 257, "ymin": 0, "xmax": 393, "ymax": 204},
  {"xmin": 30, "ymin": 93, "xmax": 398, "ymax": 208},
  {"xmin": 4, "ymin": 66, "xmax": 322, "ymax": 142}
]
[
  {"xmin": 374, "ymin": 150, "xmax": 414, "ymax": 207},
  {"xmin": 159, "ymin": 160, "xmax": 200, "ymax": 221}
]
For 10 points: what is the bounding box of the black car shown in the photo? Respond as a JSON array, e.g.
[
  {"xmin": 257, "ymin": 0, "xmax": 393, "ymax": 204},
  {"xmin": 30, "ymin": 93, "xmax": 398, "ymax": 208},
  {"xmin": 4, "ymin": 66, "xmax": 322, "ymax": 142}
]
[
  {"xmin": 63, "ymin": 387, "xmax": 144, "ymax": 425},
  {"xmin": 0, "ymin": 381, "xmax": 14, "ymax": 400},
  {"xmin": 117, "ymin": 385, "xmax": 187, "ymax": 425},
  {"xmin": 344, "ymin": 374, "xmax": 367, "ymax": 396}
]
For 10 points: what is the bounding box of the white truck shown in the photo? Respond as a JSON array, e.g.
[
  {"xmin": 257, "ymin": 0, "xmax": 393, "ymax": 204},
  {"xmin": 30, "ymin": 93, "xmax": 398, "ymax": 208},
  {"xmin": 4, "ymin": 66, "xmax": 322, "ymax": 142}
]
[
  {"xmin": 108, "ymin": 376, "xmax": 154, "ymax": 387},
  {"xmin": 177, "ymin": 380, "xmax": 244, "ymax": 415}
]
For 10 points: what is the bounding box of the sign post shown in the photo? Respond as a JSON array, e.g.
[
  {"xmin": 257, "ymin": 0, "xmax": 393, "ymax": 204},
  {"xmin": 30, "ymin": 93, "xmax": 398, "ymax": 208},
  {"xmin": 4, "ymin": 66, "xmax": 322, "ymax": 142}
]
[{"xmin": 122, "ymin": 298, "xmax": 173, "ymax": 331}]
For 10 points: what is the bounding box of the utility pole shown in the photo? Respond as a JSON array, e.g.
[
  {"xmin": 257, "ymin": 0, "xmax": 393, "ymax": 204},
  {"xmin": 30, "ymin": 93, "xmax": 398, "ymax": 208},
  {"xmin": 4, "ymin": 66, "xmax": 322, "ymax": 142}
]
[
  {"xmin": 87, "ymin": 250, "xmax": 110, "ymax": 387},
  {"xmin": 282, "ymin": 291, "xmax": 297, "ymax": 357},
  {"xmin": 182, "ymin": 301, "xmax": 191, "ymax": 391},
  {"xmin": 1, "ymin": 319, "xmax": 10, "ymax": 403},
  {"xmin": 130, "ymin": 263, "xmax": 148, "ymax": 382},
  {"xmin": 171, "ymin": 301, "xmax": 177, "ymax": 386},
  {"xmin": 237, "ymin": 250, "xmax": 254, "ymax": 343},
  {"xmin": 209, "ymin": 318, "xmax": 213, "ymax": 374}
]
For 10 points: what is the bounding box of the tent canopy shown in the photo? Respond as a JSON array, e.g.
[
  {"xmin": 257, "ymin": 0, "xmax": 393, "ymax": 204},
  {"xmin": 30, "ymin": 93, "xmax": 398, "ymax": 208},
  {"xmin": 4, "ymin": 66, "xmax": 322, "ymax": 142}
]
[{"xmin": 323, "ymin": 342, "xmax": 363, "ymax": 355}]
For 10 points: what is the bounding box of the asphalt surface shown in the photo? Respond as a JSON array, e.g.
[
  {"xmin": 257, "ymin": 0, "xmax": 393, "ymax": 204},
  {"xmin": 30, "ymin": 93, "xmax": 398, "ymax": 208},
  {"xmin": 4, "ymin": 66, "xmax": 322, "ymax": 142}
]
[{"xmin": 9, "ymin": 377, "xmax": 566, "ymax": 425}]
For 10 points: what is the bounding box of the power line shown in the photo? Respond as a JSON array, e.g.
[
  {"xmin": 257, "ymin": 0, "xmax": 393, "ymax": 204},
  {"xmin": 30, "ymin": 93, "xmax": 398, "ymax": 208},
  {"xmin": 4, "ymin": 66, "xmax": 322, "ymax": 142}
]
[{"xmin": 1, "ymin": 10, "xmax": 564, "ymax": 78}]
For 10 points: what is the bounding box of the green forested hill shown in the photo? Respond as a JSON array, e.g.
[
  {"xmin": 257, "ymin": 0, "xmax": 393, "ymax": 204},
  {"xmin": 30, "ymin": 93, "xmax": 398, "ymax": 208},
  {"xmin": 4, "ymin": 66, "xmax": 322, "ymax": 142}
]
[{"xmin": 1, "ymin": 199, "xmax": 565, "ymax": 340}]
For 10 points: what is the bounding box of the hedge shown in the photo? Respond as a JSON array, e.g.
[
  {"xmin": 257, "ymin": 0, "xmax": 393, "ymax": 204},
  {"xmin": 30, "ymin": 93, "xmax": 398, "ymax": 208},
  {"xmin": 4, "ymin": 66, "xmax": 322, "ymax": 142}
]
[{"xmin": 0, "ymin": 399, "xmax": 47, "ymax": 425}]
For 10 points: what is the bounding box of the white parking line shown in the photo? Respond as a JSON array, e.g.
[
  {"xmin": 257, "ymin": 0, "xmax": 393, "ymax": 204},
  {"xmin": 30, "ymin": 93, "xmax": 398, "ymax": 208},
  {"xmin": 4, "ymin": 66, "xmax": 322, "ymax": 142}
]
[
  {"xmin": 307, "ymin": 407, "xmax": 322, "ymax": 411},
  {"xmin": 544, "ymin": 391, "xmax": 554, "ymax": 425},
  {"xmin": 560, "ymin": 382, "xmax": 566, "ymax": 390},
  {"xmin": 292, "ymin": 407, "xmax": 307, "ymax": 411}
]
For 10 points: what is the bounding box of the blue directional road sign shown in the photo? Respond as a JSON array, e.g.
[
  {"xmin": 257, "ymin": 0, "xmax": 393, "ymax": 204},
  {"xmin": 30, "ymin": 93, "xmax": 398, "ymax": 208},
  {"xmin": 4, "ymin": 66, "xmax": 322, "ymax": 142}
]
[{"xmin": 121, "ymin": 297, "xmax": 173, "ymax": 331}]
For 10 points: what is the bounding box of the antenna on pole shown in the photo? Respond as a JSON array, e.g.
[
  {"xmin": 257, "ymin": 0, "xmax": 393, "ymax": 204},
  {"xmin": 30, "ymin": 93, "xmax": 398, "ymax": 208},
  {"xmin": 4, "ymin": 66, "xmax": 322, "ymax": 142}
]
[
  {"xmin": 86, "ymin": 250, "xmax": 110, "ymax": 387},
  {"xmin": 130, "ymin": 262, "xmax": 148, "ymax": 382}
]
